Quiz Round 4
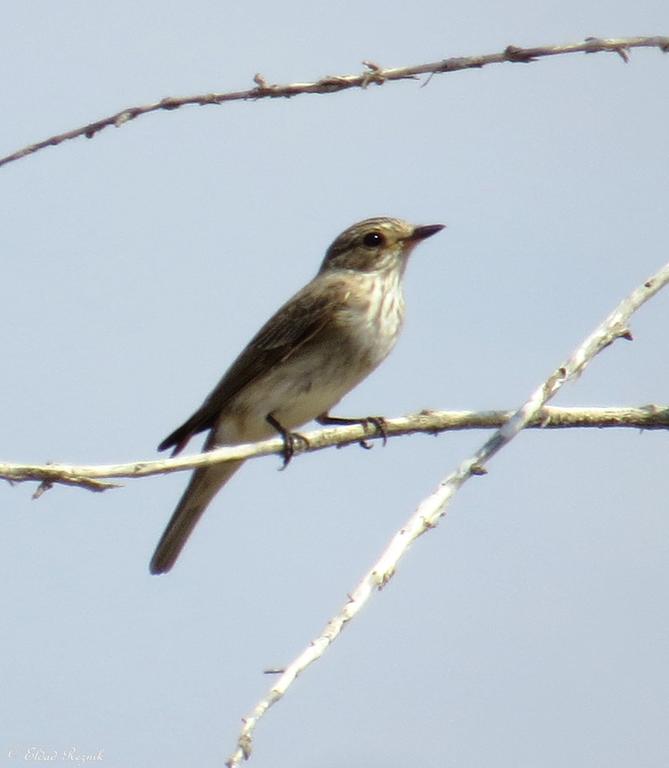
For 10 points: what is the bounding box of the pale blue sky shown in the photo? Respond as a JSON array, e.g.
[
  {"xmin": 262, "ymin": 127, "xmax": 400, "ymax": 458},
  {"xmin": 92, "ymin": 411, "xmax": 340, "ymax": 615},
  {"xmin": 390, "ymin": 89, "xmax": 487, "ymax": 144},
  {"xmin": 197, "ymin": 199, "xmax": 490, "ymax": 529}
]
[{"xmin": 1, "ymin": 2, "xmax": 668, "ymax": 766}]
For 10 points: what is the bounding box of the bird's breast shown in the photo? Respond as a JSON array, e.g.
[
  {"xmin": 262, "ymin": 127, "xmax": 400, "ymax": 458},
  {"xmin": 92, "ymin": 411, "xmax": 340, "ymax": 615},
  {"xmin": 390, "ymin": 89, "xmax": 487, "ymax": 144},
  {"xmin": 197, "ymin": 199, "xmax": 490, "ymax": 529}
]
[
  {"xmin": 338, "ymin": 268, "xmax": 405, "ymax": 366},
  {"xmin": 215, "ymin": 269, "xmax": 406, "ymax": 444}
]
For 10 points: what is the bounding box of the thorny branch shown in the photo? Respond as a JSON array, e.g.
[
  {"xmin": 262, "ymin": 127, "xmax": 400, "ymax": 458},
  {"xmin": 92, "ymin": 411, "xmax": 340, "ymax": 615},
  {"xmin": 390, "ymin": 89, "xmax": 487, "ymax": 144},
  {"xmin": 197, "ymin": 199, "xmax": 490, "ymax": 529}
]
[
  {"xmin": 1, "ymin": 35, "xmax": 667, "ymax": 169},
  {"xmin": 2, "ymin": 405, "xmax": 669, "ymax": 496},
  {"xmin": 224, "ymin": 259, "xmax": 669, "ymax": 766}
]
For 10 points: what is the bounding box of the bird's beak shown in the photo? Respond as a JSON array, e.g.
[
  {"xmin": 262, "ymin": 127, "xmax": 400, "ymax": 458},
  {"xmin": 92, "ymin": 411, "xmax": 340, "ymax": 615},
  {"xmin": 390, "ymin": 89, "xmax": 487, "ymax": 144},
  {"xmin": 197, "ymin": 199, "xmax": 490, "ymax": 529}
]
[{"xmin": 409, "ymin": 224, "xmax": 446, "ymax": 242}]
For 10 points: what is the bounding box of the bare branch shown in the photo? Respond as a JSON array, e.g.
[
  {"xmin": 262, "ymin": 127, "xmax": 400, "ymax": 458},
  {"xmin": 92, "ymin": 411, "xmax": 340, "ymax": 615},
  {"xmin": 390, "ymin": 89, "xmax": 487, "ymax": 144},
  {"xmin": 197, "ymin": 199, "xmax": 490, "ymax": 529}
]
[
  {"xmin": 225, "ymin": 259, "xmax": 669, "ymax": 766},
  {"xmin": 1, "ymin": 404, "xmax": 668, "ymax": 494},
  {"xmin": 1, "ymin": 36, "xmax": 666, "ymax": 169}
]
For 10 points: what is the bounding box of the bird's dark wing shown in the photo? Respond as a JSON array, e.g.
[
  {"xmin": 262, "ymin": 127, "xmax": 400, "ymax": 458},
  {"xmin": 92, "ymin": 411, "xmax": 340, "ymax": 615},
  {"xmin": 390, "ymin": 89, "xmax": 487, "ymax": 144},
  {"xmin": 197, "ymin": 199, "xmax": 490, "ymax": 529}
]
[{"xmin": 158, "ymin": 276, "xmax": 346, "ymax": 454}]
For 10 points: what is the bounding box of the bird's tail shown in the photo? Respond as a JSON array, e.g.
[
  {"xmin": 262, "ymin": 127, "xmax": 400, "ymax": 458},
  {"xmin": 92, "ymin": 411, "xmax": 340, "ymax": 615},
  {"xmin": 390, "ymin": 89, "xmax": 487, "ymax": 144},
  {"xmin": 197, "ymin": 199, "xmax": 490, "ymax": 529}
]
[{"xmin": 149, "ymin": 459, "xmax": 244, "ymax": 574}]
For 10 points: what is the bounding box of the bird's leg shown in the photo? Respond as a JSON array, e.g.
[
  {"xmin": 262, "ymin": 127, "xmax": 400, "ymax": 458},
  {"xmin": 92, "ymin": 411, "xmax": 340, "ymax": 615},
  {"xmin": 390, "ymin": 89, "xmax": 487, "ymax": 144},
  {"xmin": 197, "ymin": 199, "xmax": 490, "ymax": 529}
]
[
  {"xmin": 266, "ymin": 413, "xmax": 309, "ymax": 469},
  {"xmin": 316, "ymin": 412, "xmax": 388, "ymax": 449}
]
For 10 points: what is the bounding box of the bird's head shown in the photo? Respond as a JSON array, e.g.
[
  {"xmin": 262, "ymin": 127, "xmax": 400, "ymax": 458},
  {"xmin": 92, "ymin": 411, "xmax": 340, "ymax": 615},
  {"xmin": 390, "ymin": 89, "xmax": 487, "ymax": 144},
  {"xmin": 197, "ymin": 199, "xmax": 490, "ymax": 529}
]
[{"xmin": 319, "ymin": 217, "xmax": 445, "ymax": 275}]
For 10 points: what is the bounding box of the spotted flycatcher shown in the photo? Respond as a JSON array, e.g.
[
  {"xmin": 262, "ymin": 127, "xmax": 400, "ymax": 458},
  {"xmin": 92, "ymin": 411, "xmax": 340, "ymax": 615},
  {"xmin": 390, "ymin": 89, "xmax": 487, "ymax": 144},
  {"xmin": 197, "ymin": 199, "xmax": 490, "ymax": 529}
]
[{"xmin": 150, "ymin": 217, "xmax": 444, "ymax": 574}]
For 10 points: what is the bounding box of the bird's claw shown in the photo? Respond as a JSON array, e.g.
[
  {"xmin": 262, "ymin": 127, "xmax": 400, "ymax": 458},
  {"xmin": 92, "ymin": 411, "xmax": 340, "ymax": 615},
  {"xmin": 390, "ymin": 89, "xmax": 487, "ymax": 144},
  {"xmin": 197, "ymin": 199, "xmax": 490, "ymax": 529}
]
[
  {"xmin": 267, "ymin": 413, "xmax": 309, "ymax": 469},
  {"xmin": 362, "ymin": 416, "xmax": 388, "ymax": 447},
  {"xmin": 279, "ymin": 431, "xmax": 309, "ymax": 470},
  {"xmin": 316, "ymin": 412, "xmax": 388, "ymax": 449}
]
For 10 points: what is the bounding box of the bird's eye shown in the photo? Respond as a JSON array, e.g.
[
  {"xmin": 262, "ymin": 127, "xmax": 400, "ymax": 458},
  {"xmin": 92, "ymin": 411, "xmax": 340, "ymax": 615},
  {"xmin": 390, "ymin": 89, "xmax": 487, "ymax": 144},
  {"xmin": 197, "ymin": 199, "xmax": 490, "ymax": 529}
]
[{"xmin": 362, "ymin": 231, "xmax": 385, "ymax": 248}]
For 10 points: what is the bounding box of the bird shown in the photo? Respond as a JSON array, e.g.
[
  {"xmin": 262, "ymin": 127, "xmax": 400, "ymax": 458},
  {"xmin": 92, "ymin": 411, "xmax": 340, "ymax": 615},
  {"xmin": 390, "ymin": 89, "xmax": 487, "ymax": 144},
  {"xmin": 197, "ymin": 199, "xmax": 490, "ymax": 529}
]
[{"xmin": 150, "ymin": 216, "xmax": 445, "ymax": 574}]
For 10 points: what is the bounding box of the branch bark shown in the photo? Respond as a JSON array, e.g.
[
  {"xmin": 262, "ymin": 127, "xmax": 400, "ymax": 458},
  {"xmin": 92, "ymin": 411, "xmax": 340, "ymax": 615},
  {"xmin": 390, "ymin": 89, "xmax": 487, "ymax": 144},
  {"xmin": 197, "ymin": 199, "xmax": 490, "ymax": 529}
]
[
  {"xmin": 2, "ymin": 405, "xmax": 669, "ymax": 495},
  {"xmin": 224, "ymin": 259, "xmax": 669, "ymax": 766},
  {"xmin": 1, "ymin": 35, "xmax": 666, "ymax": 169}
]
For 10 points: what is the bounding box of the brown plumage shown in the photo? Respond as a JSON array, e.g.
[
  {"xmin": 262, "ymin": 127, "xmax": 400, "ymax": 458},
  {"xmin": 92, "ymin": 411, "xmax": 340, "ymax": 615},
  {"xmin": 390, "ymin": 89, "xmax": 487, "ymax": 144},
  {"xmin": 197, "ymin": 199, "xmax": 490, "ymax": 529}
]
[{"xmin": 151, "ymin": 217, "xmax": 444, "ymax": 574}]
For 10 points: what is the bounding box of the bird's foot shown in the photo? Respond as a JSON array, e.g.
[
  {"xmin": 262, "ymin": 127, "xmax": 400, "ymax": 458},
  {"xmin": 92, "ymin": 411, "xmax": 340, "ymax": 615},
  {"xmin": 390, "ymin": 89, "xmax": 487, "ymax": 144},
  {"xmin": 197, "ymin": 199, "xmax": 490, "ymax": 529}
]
[
  {"xmin": 316, "ymin": 413, "xmax": 388, "ymax": 449},
  {"xmin": 279, "ymin": 431, "xmax": 310, "ymax": 469},
  {"xmin": 266, "ymin": 414, "xmax": 309, "ymax": 469}
]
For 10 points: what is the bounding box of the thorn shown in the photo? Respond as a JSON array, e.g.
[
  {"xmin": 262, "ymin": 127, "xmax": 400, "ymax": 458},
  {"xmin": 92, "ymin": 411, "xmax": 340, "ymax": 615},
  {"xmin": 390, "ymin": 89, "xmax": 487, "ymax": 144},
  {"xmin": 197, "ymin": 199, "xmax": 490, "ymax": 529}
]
[
  {"xmin": 584, "ymin": 37, "xmax": 630, "ymax": 62},
  {"xmin": 421, "ymin": 71, "xmax": 436, "ymax": 88},
  {"xmin": 32, "ymin": 480, "xmax": 53, "ymax": 499},
  {"xmin": 361, "ymin": 60, "xmax": 384, "ymax": 88}
]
